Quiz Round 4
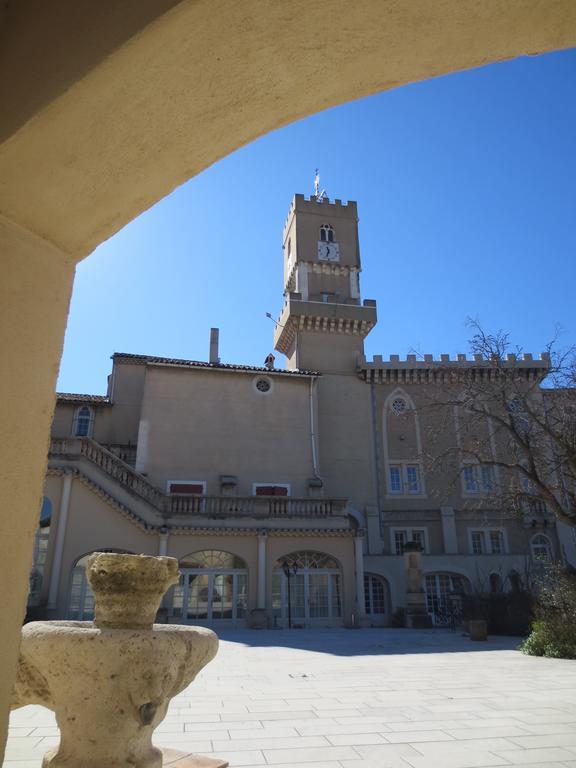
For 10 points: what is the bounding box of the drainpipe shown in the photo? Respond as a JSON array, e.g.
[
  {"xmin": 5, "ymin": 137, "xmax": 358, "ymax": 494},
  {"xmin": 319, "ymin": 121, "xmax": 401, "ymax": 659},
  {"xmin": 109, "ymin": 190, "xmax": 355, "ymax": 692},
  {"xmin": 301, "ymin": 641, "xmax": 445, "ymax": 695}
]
[
  {"xmin": 354, "ymin": 531, "xmax": 367, "ymax": 625},
  {"xmin": 47, "ymin": 470, "xmax": 73, "ymax": 611},
  {"xmin": 309, "ymin": 376, "xmax": 320, "ymax": 477},
  {"xmin": 257, "ymin": 530, "xmax": 267, "ymax": 609},
  {"xmin": 369, "ymin": 378, "xmax": 384, "ymax": 536}
]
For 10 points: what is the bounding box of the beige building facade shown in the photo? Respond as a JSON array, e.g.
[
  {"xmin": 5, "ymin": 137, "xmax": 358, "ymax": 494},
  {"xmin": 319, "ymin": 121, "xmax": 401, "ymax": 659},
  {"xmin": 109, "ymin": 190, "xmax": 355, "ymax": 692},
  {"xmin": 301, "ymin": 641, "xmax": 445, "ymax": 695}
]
[{"xmin": 32, "ymin": 193, "xmax": 566, "ymax": 629}]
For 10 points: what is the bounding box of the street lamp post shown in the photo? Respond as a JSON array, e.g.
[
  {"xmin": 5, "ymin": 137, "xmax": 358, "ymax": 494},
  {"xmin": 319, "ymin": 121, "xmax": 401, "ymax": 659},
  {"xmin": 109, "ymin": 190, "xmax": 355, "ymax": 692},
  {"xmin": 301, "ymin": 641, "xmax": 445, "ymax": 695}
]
[{"xmin": 281, "ymin": 559, "xmax": 298, "ymax": 629}]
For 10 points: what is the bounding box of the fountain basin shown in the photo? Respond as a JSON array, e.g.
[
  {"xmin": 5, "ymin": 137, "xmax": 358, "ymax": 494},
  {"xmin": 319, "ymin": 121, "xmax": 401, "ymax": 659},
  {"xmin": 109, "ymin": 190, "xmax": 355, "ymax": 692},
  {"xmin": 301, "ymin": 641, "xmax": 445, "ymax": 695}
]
[{"xmin": 13, "ymin": 554, "xmax": 227, "ymax": 768}]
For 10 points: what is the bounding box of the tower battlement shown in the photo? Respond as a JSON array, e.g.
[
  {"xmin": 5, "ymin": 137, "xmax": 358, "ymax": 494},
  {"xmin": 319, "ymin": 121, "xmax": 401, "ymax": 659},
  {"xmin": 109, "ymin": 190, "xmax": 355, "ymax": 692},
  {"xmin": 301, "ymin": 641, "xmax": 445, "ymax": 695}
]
[
  {"xmin": 283, "ymin": 194, "xmax": 358, "ymax": 237},
  {"xmin": 361, "ymin": 352, "xmax": 550, "ymax": 367}
]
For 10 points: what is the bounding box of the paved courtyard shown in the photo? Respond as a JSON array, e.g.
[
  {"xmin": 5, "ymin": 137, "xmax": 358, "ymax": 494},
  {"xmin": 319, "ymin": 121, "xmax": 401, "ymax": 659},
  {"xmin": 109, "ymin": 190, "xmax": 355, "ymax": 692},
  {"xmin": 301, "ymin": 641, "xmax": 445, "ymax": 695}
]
[{"xmin": 6, "ymin": 628, "xmax": 576, "ymax": 768}]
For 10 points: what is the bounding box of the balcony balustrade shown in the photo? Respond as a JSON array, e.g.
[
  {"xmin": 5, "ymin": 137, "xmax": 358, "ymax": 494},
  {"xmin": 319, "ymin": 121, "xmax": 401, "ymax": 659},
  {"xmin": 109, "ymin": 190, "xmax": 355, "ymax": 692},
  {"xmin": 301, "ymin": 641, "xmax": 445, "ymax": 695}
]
[{"xmin": 49, "ymin": 438, "xmax": 346, "ymax": 520}]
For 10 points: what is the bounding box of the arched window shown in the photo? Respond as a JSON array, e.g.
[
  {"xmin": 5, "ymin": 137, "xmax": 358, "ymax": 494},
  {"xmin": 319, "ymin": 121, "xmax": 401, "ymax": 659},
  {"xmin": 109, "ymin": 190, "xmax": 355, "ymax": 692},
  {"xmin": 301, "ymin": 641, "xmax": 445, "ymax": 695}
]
[
  {"xmin": 425, "ymin": 572, "xmax": 468, "ymax": 626},
  {"xmin": 531, "ymin": 534, "xmax": 553, "ymax": 563},
  {"xmin": 73, "ymin": 405, "xmax": 94, "ymax": 437},
  {"xmin": 275, "ymin": 550, "xmax": 340, "ymax": 569},
  {"xmin": 489, "ymin": 573, "xmax": 503, "ymax": 593},
  {"xmin": 319, "ymin": 224, "xmax": 334, "ymax": 243},
  {"xmin": 508, "ymin": 570, "xmax": 522, "ymax": 593},
  {"xmin": 180, "ymin": 550, "xmax": 246, "ymax": 569},
  {"xmin": 364, "ymin": 573, "xmax": 388, "ymax": 625},
  {"xmin": 174, "ymin": 550, "xmax": 248, "ymax": 624}
]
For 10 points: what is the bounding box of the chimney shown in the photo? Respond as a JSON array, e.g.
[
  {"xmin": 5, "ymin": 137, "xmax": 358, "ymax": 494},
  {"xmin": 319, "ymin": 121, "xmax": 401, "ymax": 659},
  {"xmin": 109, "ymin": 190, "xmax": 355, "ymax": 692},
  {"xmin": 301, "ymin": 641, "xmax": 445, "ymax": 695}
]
[{"xmin": 209, "ymin": 328, "xmax": 220, "ymax": 364}]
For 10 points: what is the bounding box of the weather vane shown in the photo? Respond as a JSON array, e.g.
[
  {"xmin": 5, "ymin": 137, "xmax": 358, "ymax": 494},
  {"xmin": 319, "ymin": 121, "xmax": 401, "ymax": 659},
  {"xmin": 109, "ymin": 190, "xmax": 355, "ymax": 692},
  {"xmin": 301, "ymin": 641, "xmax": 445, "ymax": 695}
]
[{"xmin": 314, "ymin": 169, "xmax": 326, "ymax": 202}]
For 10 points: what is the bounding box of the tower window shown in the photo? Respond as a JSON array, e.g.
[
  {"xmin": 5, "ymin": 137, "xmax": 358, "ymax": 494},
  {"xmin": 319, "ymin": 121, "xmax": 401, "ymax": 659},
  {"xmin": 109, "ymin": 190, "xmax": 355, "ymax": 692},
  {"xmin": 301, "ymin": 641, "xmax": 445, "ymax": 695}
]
[{"xmin": 319, "ymin": 224, "xmax": 334, "ymax": 243}]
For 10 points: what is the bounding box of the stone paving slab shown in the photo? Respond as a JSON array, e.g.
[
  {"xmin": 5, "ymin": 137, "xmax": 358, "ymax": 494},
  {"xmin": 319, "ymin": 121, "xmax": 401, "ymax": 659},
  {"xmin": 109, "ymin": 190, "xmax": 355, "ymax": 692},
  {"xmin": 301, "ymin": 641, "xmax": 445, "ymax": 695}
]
[{"xmin": 5, "ymin": 628, "xmax": 576, "ymax": 768}]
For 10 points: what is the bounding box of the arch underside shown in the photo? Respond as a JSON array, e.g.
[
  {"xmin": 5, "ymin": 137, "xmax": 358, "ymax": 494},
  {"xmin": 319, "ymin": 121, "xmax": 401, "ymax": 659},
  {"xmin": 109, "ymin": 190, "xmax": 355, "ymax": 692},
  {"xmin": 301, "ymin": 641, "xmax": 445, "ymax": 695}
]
[{"xmin": 1, "ymin": 0, "xmax": 575, "ymax": 256}]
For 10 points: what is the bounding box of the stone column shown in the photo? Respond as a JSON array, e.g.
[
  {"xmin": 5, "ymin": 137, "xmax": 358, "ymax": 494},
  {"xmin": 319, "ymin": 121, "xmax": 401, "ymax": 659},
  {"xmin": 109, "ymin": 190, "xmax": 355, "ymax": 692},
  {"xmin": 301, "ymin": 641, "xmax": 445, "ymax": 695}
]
[
  {"xmin": 158, "ymin": 530, "xmax": 169, "ymax": 556},
  {"xmin": 0, "ymin": 218, "xmax": 76, "ymax": 764},
  {"xmin": 354, "ymin": 532, "xmax": 367, "ymax": 625},
  {"xmin": 257, "ymin": 531, "xmax": 267, "ymax": 609},
  {"xmin": 47, "ymin": 470, "xmax": 74, "ymax": 611}
]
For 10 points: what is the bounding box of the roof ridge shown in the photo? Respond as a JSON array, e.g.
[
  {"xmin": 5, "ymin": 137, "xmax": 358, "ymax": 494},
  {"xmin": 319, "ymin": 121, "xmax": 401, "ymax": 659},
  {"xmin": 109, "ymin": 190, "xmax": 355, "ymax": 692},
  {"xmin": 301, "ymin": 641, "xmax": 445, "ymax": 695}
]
[{"xmin": 112, "ymin": 351, "xmax": 319, "ymax": 376}]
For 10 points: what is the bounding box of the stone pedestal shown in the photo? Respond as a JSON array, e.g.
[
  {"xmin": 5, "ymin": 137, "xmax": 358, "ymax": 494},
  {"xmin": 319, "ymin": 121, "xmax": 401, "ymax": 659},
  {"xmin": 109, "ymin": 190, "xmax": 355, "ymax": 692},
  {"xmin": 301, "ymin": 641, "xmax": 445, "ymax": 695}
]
[
  {"xmin": 469, "ymin": 619, "xmax": 488, "ymax": 641},
  {"xmin": 403, "ymin": 542, "xmax": 432, "ymax": 629}
]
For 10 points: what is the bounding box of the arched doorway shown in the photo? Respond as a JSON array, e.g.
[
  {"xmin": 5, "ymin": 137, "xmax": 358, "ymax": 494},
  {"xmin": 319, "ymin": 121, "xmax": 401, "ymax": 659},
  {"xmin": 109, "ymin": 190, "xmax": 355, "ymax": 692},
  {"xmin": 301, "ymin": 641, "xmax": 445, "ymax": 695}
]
[
  {"xmin": 272, "ymin": 550, "xmax": 343, "ymax": 628},
  {"xmin": 425, "ymin": 572, "xmax": 468, "ymax": 627},
  {"xmin": 67, "ymin": 549, "xmax": 131, "ymax": 620},
  {"xmin": 364, "ymin": 573, "xmax": 389, "ymax": 627},
  {"xmin": 173, "ymin": 550, "xmax": 248, "ymax": 627}
]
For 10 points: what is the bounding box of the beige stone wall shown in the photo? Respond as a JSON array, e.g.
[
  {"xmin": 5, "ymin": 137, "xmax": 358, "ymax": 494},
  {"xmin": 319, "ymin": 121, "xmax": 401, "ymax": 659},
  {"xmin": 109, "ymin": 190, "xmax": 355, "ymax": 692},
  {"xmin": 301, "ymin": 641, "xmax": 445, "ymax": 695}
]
[
  {"xmin": 315, "ymin": 373, "xmax": 377, "ymax": 512},
  {"xmin": 53, "ymin": 477, "xmax": 156, "ymax": 616},
  {"xmin": 137, "ymin": 366, "xmax": 315, "ymax": 495}
]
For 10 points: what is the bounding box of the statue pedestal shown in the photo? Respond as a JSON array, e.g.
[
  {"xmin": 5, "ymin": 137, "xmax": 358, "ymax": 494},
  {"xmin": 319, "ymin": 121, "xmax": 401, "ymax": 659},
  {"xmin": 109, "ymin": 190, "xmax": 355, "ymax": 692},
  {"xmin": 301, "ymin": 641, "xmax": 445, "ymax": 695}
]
[{"xmin": 405, "ymin": 592, "xmax": 432, "ymax": 629}]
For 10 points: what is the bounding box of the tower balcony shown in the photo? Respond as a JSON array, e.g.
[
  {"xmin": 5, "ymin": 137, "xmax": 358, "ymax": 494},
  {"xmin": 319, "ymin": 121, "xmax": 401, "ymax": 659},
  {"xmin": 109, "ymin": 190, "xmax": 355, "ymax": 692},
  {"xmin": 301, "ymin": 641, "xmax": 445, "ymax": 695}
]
[{"xmin": 274, "ymin": 293, "xmax": 377, "ymax": 356}]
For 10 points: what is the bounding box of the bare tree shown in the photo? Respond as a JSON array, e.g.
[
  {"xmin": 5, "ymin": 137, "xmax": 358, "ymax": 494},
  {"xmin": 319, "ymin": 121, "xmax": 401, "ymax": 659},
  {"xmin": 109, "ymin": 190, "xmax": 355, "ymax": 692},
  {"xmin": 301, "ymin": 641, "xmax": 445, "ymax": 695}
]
[{"xmin": 422, "ymin": 320, "xmax": 576, "ymax": 528}]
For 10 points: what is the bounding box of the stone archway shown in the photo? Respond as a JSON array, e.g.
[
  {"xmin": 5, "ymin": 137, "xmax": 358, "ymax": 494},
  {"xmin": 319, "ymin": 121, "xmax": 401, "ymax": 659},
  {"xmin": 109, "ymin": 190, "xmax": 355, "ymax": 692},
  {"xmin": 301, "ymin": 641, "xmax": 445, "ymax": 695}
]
[{"xmin": 2, "ymin": 1, "xmax": 576, "ymax": 756}]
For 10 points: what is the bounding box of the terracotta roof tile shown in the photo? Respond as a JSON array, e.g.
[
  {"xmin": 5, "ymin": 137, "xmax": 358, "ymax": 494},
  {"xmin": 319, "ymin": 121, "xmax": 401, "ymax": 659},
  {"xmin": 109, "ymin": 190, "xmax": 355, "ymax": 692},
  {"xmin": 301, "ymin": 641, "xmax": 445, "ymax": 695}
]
[{"xmin": 56, "ymin": 393, "xmax": 110, "ymax": 403}]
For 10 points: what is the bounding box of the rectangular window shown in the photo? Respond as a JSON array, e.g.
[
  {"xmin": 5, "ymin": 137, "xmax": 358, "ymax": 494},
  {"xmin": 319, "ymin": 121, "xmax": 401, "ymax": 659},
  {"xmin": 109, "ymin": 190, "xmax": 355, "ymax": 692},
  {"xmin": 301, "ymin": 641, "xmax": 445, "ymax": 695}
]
[
  {"xmin": 481, "ymin": 465, "xmax": 494, "ymax": 491},
  {"xmin": 389, "ymin": 466, "xmax": 402, "ymax": 493},
  {"xmin": 388, "ymin": 463, "xmax": 423, "ymax": 495},
  {"xmin": 489, "ymin": 530, "xmax": 503, "ymax": 554},
  {"xmin": 405, "ymin": 465, "xmax": 420, "ymax": 493},
  {"xmin": 463, "ymin": 466, "xmax": 478, "ymax": 492},
  {"xmin": 470, "ymin": 528, "xmax": 506, "ymax": 555},
  {"xmin": 394, "ymin": 530, "xmax": 407, "ymax": 555},
  {"xmin": 411, "ymin": 529, "xmax": 426, "ymax": 550},
  {"xmin": 254, "ymin": 484, "xmax": 289, "ymax": 496},
  {"xmin": 168, "ymin": 482, "xmax": 205, "ymax": 495},
  {"xmin": 391, "ymin": 528, "xmax": 428, "ymax": 555},
  {"xmin": 471, "ymin": 531, "xmax": 485, "ymax": 554}
]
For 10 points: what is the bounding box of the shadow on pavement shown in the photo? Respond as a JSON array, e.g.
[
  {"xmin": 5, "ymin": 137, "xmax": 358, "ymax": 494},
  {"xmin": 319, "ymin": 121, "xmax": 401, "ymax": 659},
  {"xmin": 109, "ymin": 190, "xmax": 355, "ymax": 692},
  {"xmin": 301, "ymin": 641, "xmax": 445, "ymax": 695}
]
[{"xmin": 213, "ymin": 627, "xmax": 523, "ymax": 656}]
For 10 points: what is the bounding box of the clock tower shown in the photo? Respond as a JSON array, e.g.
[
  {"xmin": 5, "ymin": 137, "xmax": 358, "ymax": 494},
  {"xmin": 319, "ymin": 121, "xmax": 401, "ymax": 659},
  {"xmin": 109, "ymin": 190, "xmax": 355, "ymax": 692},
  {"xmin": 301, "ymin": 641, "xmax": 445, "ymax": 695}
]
[{"xmin": 274, "ymin": 193, "xmax": 377, "ymax": 372}]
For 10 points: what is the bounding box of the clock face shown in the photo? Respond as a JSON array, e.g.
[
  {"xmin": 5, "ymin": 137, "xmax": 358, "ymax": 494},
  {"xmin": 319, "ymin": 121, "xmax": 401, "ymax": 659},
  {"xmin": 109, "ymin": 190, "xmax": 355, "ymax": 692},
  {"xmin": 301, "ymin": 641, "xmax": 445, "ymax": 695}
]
[{"xmin": 317, "ymin": 241, "xmax": 340, "ymax": 262}]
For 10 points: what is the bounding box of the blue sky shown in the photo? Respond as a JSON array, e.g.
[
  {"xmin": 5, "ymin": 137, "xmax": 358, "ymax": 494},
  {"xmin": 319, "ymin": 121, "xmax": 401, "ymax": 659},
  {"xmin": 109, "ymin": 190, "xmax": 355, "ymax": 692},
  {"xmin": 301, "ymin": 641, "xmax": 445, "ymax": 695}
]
[{"xmin": 58, "ymin": 49, "xmax": 576, "ymax": 394}]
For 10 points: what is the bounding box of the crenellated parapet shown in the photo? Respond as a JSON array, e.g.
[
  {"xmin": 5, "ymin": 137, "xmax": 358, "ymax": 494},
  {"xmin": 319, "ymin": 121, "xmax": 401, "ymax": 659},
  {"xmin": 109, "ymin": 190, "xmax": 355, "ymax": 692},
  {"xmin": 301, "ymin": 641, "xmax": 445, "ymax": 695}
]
[
  {"xmin": 358, "ymin": 351, "xmax": 551, "ymax": 384},
  {"xmin": 283, "ymin": 193, "xmax": 358, "ymax": 239}
]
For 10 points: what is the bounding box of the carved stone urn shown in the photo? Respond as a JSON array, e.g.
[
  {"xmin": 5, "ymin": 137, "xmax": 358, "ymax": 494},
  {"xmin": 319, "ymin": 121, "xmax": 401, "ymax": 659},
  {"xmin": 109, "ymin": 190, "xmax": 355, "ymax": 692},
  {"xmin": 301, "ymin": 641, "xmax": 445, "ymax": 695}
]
[{"xmin": 12, "ymin": 553, "xmax": 227, "ymax": 768}]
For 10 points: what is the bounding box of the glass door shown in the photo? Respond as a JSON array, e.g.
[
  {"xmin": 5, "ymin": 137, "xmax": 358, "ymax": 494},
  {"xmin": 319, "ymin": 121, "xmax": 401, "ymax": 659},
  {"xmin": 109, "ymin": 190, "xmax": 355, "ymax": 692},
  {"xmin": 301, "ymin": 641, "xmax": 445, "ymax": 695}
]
[
  {"xmin": 175, "ymin": 569, "xmax": 247, "ymax": 626},
  {"xmin": 272, "ymin": 570, "xmax": 342, "ymax": 627}
]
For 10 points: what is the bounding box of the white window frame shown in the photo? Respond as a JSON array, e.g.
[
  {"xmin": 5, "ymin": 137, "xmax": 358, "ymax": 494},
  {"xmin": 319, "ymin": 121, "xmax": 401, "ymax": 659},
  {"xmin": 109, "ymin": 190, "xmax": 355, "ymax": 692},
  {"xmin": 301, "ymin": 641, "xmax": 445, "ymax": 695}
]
[
  {"xmin": 530, "ymin": 534, "xmax": 553, "ymax": 563},
  {"xmin": 461, "ymin": 463, "xmax": 495, "ymax": 496},
  {"xmin": 166, "ymin": 480, "xmax": 207, "ymax": 495},
  {"xmin": 467, "ymin": 527, "xmax": 508, "ymax": 555},
  {"xmin": 72, "ymin": 405, "xmax": 94, "ymax": 438},
  {"xmin": 390, "ymin": 527, "xmax": 429, "ymax": 555},
  {"xmin": 387, "ymin": 463, "xmax": 424, "ymax": 496},
  {"xmin": 252, "ymin": 483, "xmax": 291, "ymax": 497}
]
